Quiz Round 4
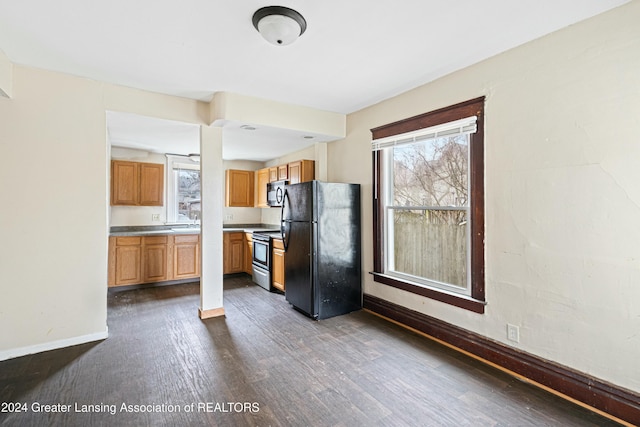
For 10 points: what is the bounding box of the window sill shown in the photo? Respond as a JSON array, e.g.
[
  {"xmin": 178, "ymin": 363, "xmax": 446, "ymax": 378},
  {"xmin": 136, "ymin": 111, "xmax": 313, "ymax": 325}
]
[{"xmin": 371, "ymin": 272, "xmax": 486, "ymax": 314}]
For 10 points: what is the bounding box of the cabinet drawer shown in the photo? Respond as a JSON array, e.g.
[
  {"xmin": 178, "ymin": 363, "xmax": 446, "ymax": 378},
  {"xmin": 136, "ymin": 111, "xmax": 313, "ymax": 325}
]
[
  {"xmin": 115, "ymin": 236, "xmax": 142, "ymax": 246},
  {"xmin": 174, "ymin": 234, "xmax": 199, "ymax": 244},
  {"xmin": 144, "ymin": 236, "xmax": 168, "ymax": 245},
  {"xmin": 273, "ymin": 238, "xmax": 284, "ymax": 250}
]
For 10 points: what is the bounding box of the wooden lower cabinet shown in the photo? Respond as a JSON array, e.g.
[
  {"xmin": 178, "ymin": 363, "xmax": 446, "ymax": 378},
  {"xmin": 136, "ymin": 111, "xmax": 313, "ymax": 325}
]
[
  {"xmin": 108, "ymin": 234, "xmax": 200, "ymax": 287},
  {"xmin": 173, "ymin": 234, "xmax": 200, "ymax": 280},
  {"xmin": 244, "ymin": 232, "xmax": 254, "ymax": 275},
  {"xmin": 272, "ymin": 238, "xmax": 285, "ymax": 292},
  {"xmin": 223, "ymin": 232, "xmax": 245, "ymax": 274},
  {"xmin": 110, "ymin": 236, "xmax": 143, "ymax": 286},
  {"xmin": 143, "ymin": 236, "xmax": 168, "ymax": 283}
]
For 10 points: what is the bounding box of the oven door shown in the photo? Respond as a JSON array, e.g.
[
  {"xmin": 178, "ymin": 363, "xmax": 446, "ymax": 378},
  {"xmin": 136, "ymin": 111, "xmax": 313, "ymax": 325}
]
[{"xmin": 252, "ymin": 238, "xmax": 270, "ymax": 269}]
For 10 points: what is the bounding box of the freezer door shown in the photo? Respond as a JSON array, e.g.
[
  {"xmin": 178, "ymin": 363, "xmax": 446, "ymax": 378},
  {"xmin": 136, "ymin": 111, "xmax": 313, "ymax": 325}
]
[
  {"xmin": 282, "ymin": 181, "xmax": 314, "ymax": 223},
  {"xmin": 284, "ymin": 221, "xmax": 315, "ymax": 317}
]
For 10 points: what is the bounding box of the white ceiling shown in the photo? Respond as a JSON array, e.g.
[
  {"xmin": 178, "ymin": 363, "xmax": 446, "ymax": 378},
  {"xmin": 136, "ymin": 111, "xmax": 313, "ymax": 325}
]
[{"xmin": 0, "ymin": 0, "xmax": 628, "ymax": 160}]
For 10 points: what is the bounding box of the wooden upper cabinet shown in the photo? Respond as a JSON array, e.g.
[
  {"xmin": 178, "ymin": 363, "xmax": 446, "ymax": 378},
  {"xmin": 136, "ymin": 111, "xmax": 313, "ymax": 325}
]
[
  {"xmin": 255, "ymin": 168, "xmax": 270, "ymax": 208},
  {"xmin": 256, "ymin": 161, "xmax": 314, "ymax": 208},
  {"xmin": 269, "ymin": 167, "xmax": 278, "ymax": 182},
  {"xmin": 225, "ymin": 169, "xmax": 255, "ymax": 207},
  {"xmin": 139, "ymin": 163, "xmax": 164, "ymax": 206},
  {"xmin": 111, "ymin": 161, "xmax": 138, "ymax": 205},
  {"xmin": 278, "ymin": 164, "xmax": 288, "ymax": 181},
  {"xmin": 111, "ymin": 160, "xmax": 164, "ymax": 206},
  {"xmin": 288, "ymin": 160, "xmax": 315, "ymax": 184}
]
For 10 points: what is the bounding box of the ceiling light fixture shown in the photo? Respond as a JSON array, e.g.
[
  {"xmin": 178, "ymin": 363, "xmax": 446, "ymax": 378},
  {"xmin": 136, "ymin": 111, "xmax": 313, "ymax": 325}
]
[{"xmin": 252, "ymin": 6, "xmax": 307, "ymax": 46}]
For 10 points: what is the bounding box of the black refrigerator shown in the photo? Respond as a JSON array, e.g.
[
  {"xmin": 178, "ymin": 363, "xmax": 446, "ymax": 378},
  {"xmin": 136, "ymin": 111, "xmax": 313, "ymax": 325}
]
[{"xmin": 280, "ymin": 181, "xmax": 361, "ymax": 320}]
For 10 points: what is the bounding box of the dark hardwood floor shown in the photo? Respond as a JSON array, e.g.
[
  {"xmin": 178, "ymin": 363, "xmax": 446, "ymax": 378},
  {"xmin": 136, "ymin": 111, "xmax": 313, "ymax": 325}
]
[{"xmin": 1, "ymin": 276, "xmax": 622, "ymax": 426}]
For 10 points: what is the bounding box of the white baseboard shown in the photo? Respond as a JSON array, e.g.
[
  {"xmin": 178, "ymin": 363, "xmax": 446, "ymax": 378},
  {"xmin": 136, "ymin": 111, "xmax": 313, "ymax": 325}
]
[{"xmin": 0, "ymin": 329, "xmax": 109, "ymax": 362}]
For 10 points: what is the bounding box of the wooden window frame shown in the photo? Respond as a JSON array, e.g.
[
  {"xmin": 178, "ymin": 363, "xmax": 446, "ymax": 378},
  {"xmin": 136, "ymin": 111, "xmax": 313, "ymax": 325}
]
[{"xmin": 371, "ymin": 97, "xmax": 486, "ymax": 313}]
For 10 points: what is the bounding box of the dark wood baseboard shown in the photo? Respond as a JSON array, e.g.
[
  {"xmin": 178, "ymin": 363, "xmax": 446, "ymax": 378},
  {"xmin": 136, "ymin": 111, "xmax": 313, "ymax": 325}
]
[{"xmin": 363, "ymin": 294, "xmax": 640, "ymax": 426}]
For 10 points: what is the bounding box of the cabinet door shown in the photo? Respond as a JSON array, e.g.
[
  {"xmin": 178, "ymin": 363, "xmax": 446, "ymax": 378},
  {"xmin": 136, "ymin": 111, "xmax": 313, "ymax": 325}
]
[
  {"xmin": 115, "ymin": 244, "xmax": 142, "ymax": 285},
  {"xmin": 223, "ymin": 232, "xmax": 244, "ymax": 274},
  {"xmin": 174, "ymin": 235, "xmax": 200, "ymax": 279},
  {"xmin": 288, "ymin": 160, "xmax": 316, "ymax": 184},
  {"xmin": 143, "ymin": 236, "xmax": 168, "ymax": 282},
  {"xmin": 255, "ymin": 168, "xmax": 270, "ymax": 208},
  {"xmin": 244, "ymin": 233, "xmax": 254, "ymax": 274},
  {"xmin": 111, "ymin": 161, "xmax": 138, "ymax": 205},
  {"xmin": 269, "ymin": 167, "xmax": 278, "ymax": 182},
  {"xmin": 225, "ymin": 169, "xmax": 255, "ymax": 207},
  {"xmin": 288, "ymin": 161, "xmax": 301, "ymax": 185},
  {"xmin": 288, "ymin": 160, "xmax": 315, "ymax": 184},
  {"xmin": 139, "ymin": 163, "xmax": 164, "ymax": 206},
  {"xmin": 230, "ymin": 237, "xmax": 244, "ymax": 273},
  {"xmin": 278, "ymin": 164, "xmax": 288, "ymax": 181},
  {"xmin": 143, "ymin": 244, "xmax": 167, "ymax": 282},
  {"xmin": 272, "ymin": 239, "xmax": 285, "ymax": 292}
]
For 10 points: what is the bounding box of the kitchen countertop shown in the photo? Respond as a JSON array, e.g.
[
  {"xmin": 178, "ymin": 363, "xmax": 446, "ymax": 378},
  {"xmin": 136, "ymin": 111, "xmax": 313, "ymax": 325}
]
[
  {"xmin": 223, "ymin": 227, "xmax": 280, "ymax": 233},
  {"xmin": 109, "ymin": 224, "xmax": 279, "ymax": 237}
]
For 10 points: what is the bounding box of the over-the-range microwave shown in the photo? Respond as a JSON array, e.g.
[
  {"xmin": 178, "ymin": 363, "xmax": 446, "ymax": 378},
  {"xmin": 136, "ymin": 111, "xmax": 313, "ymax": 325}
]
[{"xmin": 267, "ymin": 180, "xmax": 288, "ymax": 207}]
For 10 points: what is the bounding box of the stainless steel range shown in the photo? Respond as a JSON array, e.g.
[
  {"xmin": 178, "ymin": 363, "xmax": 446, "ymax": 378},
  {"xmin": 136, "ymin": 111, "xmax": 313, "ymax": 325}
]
[{"xmin": 251, "ymin": 231, "xmax": 281, "ymax": 290}]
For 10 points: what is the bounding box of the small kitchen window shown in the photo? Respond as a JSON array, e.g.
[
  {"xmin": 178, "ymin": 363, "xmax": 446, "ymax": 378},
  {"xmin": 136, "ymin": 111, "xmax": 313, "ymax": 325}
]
[
  {"xmin": 371, "ymin": 97, "xmax": 486, "ymax": 313},
  {"xmin": 166, "ymin": 155, "xmax": 201, "ymax": 224}
]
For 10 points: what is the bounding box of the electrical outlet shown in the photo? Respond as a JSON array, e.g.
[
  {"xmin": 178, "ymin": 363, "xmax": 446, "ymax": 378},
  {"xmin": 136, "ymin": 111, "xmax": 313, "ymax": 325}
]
[
  {"xmin": 225, "ymin": 214, "xmax": 233, "ymax": 221},
  {"xmin": 507, "ymin": 324, "xmax": 520, "ymax": 343},
  {"xmin": 152, "ymin": 214, "xmax": 160, "ymax": 221}
]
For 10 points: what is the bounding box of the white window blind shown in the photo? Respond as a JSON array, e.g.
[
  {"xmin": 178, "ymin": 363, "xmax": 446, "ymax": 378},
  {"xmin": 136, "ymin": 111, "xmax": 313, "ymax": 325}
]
[{"xmin": 371, "ymin": 116, "xmax": 477, "ymax": 151}]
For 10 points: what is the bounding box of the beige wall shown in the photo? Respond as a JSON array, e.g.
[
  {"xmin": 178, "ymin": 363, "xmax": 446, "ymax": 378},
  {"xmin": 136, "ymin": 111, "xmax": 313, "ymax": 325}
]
[
  {"xmin": 0, "ymin": 49, "xmax": 12, "ymax": 98},
  {"xmin": 0, "ymin": 66, "xmax": 110, "ymax": 358},
  {"xmin": 328, "ymin": 1, "xmax": 640, "ymax": 392},
  {"xmin": 0, "ymin": 65, "xmax": 210, "ymax": 359}
]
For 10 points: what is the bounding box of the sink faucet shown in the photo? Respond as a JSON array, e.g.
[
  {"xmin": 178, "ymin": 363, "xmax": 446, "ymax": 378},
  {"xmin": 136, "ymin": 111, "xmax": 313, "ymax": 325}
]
[{"xmin": 192, "ymin": 215, "xmax": 198, "ymax": 227}]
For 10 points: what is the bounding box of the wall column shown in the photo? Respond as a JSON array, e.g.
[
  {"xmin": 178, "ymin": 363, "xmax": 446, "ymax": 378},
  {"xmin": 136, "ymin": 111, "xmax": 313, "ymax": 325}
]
[
  {"xmin": 199, "ymin": 125, "xmax": 224, "ymax": 318},
  {"xmin": 314, "ymin": 142, "xmax": 328, "ymax": 181}
]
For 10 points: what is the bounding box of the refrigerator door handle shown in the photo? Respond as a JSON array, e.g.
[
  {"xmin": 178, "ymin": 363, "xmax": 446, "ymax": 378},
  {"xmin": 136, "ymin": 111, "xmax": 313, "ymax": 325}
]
[{"xmin": 280, "ymin": 189, "xmax": 291, "ymax": 252}]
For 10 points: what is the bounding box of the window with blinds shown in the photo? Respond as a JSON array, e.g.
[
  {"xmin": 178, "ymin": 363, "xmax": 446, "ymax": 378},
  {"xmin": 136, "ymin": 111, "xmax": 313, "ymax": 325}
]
[{"xmin": 371, "ymin": 97, "xmax": 486, "ymax": 313}]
